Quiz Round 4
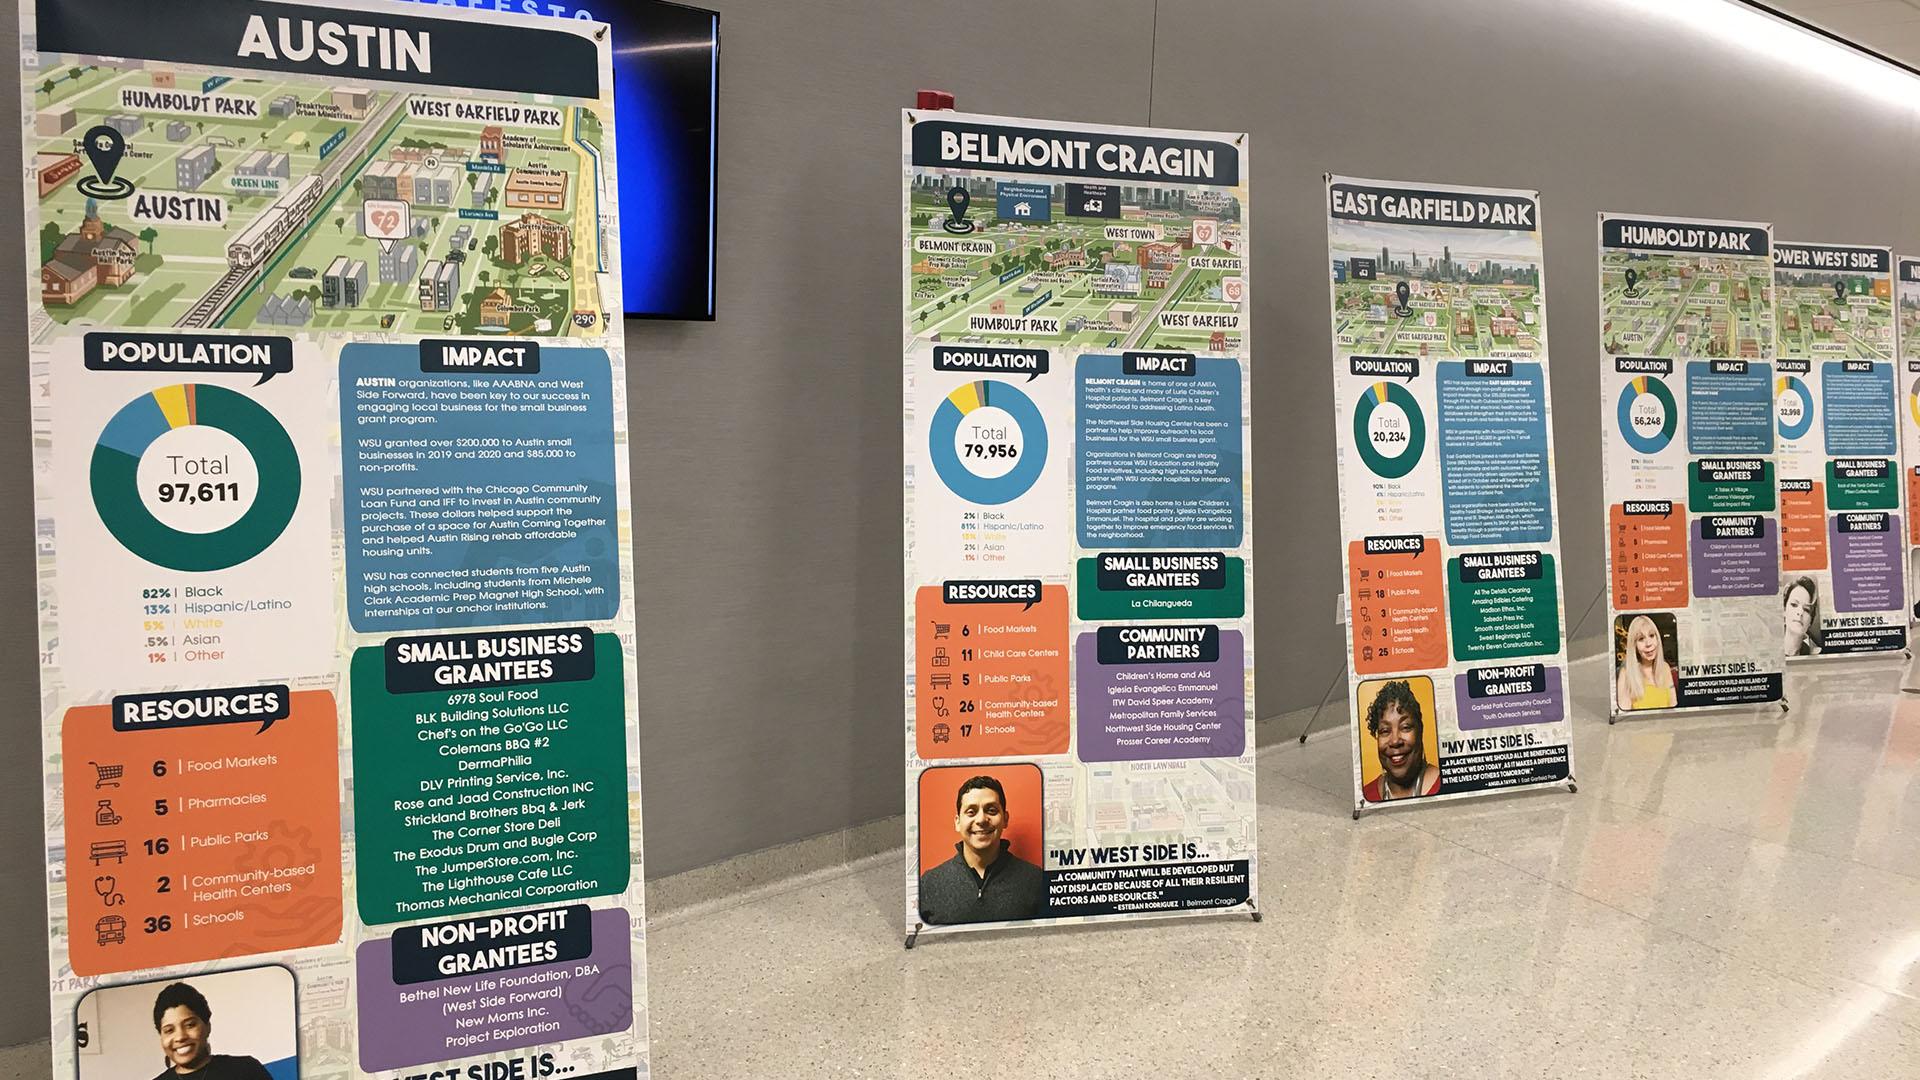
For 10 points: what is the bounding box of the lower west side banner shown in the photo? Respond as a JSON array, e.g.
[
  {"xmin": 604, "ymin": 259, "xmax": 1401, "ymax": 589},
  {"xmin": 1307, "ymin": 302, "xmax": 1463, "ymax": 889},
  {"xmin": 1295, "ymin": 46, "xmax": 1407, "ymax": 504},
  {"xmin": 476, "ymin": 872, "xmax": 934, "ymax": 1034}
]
[
  {"xmin": 23, "ymin": 2, "xmax": 649, "ymax": 1078},
  {"xmin": 1600, "ymin": 213, "xmax": 1784, "ymax": 716},
  {"xmin": 1899, "ymin": 257, "xmax": 1920, "ymax": 621},
  {"xmin": 1771, "ymin": 242, "xmax": 1905, "ymax": 658},
  {"xmin": 1326, "ymin": 176, "xmax": 1574, "ymax": 812},
  {"xmin": 901, "ymin": 110, "xmax": 1255, "ymax": 937}
]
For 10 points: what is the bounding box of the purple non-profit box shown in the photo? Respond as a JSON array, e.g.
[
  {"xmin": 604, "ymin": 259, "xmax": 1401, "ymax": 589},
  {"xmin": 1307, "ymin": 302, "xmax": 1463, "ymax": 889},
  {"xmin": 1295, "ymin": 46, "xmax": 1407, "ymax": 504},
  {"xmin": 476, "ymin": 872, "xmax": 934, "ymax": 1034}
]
[
  {"xmin": 1830, "ymin": 512, "xmax": 1901, "ymax": 613},
  {"xmin": 356, "ymin": 907, "xmax": 634, "ymax": 1071},
  {"xmin": 1454, "ymin": 664, "xmax": 1564, "ymax": 731},
  {"xmin": 1075, "ymin": 629, "xmax": 1244, "ymax": 761},
  {"xmin": 1689, "ymin": 517, "xmax": 1780, "ymax": 597}
]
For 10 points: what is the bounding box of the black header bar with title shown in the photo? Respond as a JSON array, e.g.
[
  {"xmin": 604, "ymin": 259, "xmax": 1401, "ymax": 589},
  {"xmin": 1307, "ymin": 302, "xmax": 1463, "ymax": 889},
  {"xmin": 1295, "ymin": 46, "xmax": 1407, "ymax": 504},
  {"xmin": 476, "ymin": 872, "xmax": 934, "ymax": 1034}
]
[
  {"xmin": 1328, "ymin": 182, "xmax": 1537, "ymax": 232},
  {"xmin": 1602, "ymin": 217, "xmax": 1770, "ymax": 256},
  {"xmin": 911, "ymin": 118, "xmax": 1240, "ymax": 185},
  {"xmin": 37, "ymin": 0, "xmax": 601, "ymax": 99},
  {"xmin": 1774, "ymin": 243, "xmax": 1890, "ymax": 274}
]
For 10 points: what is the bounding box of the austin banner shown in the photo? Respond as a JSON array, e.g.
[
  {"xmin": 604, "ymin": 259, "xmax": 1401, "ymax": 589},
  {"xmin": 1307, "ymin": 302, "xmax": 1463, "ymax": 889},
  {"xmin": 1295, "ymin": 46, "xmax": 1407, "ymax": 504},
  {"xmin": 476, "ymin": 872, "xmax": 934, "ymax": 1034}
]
[
  {"xmin": 902, "ymin": 110, "xmax": 1255, "ymax": 939},
  {"xmin": 1771, "ymin": 242, "xmax": 1905, "ymax": 658},
  {"xmin": 1326, "ymin": 175, "xmax": 1574, "ymax": 813},
  {"xmin": 1600, "ymin": 212, "xmax": 1784, "ymax": 716},
  {"xmin": 22, "ymin": 2, "xmax": 650, "ymax": 1077}
]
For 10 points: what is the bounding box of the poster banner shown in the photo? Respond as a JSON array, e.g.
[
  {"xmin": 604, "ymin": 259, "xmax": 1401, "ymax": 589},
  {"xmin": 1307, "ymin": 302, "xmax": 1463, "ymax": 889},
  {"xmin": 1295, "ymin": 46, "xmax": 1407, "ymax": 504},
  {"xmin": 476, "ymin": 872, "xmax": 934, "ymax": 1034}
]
[
  {"xmin": 1326, "ymin": 176, "xmax": 1573, "ymax": 811},
  {"xmin": 1600, "ymin": 213, "xmax": 1784, "ymax": 715},
  {"xmin": 22, "ymin": 2, "xmax": 649, "ymax": 1077},
  {"xmin": 1771, "ymin": 242, "xmax": 1905, "ymax": 657},
  {"xmin": 1897, "ymin": 256, "xmax": 1920, "ymax": 622},
  {"xmin": 902, "ymin": 110, "xmax": 1255, "ymax": 937}
]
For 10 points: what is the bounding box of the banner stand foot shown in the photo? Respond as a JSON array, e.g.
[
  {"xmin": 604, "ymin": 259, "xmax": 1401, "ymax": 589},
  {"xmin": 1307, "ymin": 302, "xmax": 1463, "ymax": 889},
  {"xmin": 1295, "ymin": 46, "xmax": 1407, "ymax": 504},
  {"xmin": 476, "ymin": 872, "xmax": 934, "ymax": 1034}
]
[
  {"xmin": 904, "ymin": 924, "xmax": 922, "ymax": 950},
  {"xmin": 1607, "ymin": 712, "xmax": 1618, "ymax": 725},
  {"xmin": 1351, "ymin": 807, "xmax": 1362, "ymax": 821},
  {"xmin": 1248, "ymin": 905, "xmax": 1262, "ymax": 924},
  {"xmin": 1298, "ymin": 664, "xmax": 1346, "ymax": 744},
  {"xmin": 1781, "ymin": 699, "xmax": 1790, "ymax": 713},
  {"xmin": 1567, "ymin": 781, "xmax": 1578, "ymax": 794}
]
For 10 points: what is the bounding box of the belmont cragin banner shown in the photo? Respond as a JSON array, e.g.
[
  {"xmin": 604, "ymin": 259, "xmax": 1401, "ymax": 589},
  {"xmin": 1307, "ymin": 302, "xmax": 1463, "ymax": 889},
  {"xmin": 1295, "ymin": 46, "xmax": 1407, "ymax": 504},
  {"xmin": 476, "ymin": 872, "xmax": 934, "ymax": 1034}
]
[
  {"xmin": 22, "ymin": 2, "xmax": 650, "ymax": 1078},
  {"xmin": 1772, "ymin": 242, "xmax": 1905, "ymax": 657},
  {"xmin": 1600, "ymin": 212, "xmax": 1784, "ymax": 715},
  {"xmin": 1899, "ymin": 257, "xmax": 1920, "ymax": 621},
  {"xmin": 902, "ymin": 110, "xmax": 1254, "ymax": 938},
  {"xmin": 1326, "ymin": 175, "xmax": 1573, "ymax": 812}
]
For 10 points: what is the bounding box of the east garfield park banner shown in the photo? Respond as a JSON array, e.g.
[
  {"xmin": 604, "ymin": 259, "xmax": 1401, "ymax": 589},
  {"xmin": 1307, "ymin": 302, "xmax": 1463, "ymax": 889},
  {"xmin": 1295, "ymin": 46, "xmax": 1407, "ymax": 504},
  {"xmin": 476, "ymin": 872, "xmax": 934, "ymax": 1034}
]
[
  {"xmin": 22, "ymin": 2, "xmax": 649, "ymax": 1078},
  {"xmin": 1326, "ymin": 175, "xmax": 1575, "ymax": 813},
  {"xmin": 1600, "ymin": 213, "xmax": 1785, "ymax": 715},
  {"xmin": 1770, "ymin": 242, "xmax": 1906, "ymax": 659},
  {"xmin": 902, "ymin": 110, "xmax": 1255, "ymax": 937}
]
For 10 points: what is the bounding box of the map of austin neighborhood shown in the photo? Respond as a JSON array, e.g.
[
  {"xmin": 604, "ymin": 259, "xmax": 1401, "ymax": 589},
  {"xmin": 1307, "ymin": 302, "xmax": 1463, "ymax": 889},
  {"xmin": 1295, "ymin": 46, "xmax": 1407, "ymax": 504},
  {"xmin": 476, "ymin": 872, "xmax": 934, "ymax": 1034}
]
[{"xmin": 32, "ymin": 60, "xmax": 611, "ymax": 336}]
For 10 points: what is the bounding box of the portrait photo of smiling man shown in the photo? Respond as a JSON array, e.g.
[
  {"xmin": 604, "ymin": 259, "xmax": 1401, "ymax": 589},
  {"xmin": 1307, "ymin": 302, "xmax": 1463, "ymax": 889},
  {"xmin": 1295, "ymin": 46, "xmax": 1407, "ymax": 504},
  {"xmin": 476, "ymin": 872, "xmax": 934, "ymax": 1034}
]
[{"xmin": 916, "ymin": 773, "xmax": 1047, "ymax": 926}]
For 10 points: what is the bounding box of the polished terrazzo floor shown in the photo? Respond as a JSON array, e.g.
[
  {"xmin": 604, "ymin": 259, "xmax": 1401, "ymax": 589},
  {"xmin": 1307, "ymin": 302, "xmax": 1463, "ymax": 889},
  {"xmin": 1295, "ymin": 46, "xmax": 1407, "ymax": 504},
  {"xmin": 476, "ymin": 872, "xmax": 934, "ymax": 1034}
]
[
  {"xmin": 643, "ymin": 653, "xmax": 1920, "ymax": 1078},
  {"xmin": 6, "ymin": 652, "xmax": 1917, "ymax": 1078}
]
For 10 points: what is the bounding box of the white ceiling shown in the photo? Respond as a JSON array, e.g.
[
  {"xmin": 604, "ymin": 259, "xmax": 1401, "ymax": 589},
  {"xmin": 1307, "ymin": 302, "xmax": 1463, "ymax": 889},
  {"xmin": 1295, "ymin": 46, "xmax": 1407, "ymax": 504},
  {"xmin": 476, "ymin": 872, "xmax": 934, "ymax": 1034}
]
[{"xmin": 1763, "ymin": 0, "xmax": 1920, "ymax": 66}]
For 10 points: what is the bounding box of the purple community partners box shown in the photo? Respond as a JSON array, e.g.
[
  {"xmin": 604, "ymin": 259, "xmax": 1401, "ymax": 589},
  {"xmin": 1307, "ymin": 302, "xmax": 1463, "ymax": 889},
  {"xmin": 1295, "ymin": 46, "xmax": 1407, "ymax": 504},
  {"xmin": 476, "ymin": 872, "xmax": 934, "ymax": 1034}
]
[
  {"xmin": 1830, "ymin": 512, "xmax": 1901, "ymax": 613},
  {"xmin": 1454, "ymin": 664, "xmax": 1564, "ymax": 731},
  {"xmin": 1689, "ymin": 516, "xmax": 1779, "ymax": 598},
  {"xmin": 356, "ymin": 906, "xmax": 633, "ymax": 1071},
  {"xmin": 1075, "ymin": 627, "xmax": 1244, "ymax": 761}
]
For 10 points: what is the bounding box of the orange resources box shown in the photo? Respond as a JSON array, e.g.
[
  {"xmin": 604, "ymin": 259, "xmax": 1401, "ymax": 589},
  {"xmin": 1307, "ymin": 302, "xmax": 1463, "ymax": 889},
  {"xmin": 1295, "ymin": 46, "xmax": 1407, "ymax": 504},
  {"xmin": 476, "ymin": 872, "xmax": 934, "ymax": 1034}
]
[
  {"xmin": 1609, "ymin": 501, "xmax": 1689, "ymax": 609},
  {"xmin": 1779, "ymin": 481, "xmax": 1828, "ymax": 572},
  {"xmin": 1347, "ymin": 537, "xmax": 1447, "ymax": 675},
  {"xmin": 61, "ymin": 689, "xmax": 342, "ymax": 977},
  {"xmin": 915, "ymin": 584, "xmax": 1069, "ymax": 759}
]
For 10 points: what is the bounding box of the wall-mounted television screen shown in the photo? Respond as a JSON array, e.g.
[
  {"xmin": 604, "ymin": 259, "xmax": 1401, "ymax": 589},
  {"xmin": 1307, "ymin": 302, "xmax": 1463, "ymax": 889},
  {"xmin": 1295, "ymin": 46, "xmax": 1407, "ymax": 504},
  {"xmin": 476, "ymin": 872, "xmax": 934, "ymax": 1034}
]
[{"xmin": 399, "ymin": 0, "xmax": 720, "ymax": 320}]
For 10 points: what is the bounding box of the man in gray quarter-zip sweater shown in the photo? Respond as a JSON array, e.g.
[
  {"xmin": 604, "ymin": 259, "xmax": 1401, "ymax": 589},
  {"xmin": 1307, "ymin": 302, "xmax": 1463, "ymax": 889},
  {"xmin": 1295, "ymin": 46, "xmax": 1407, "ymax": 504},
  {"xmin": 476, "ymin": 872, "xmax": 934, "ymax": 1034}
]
[{"xmin": 917, "ymin": 774, "xmax": 1047, "ymax": 925}]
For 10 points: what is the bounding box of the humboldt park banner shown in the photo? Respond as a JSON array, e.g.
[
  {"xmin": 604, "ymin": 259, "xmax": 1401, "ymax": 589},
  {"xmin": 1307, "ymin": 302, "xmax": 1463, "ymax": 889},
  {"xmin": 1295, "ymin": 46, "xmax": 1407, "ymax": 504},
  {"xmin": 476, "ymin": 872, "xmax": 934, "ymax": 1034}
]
[
  {"xmin": 1326, "ymin": 176, "xmax": 1574, "ymax": 813},
  {"xmin": 902, "ymin": 110, "xmax": 1255, "ymax": 939},
  {"xmin": 1898, "ymin": 257, "xmax": 1920, "ymax": 621},
  {"xmin": 22, "ymin": 2, "xmax": 649, "ymax": 1078},
  {"xmin": 1600, "ymin": 213, "xmax": 1784, "ymax": 716},
  {"xmin": 1771, "ymin": 242, "xmax": 1905, "ymax": 658}
]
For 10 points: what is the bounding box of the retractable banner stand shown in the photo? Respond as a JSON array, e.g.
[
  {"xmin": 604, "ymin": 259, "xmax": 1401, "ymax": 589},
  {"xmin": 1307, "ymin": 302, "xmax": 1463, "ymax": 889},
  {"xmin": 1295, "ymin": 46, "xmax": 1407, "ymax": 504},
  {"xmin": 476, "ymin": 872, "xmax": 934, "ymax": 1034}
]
[
  {"xmin": 902, "ymin": 110, "xmax": 1255, "ymax": 941},
  {"xmin": 1898, "ymin": 257, "xmax": 1920, "ymax": 622},
  {"xmin": 22, "ymin": 2, "xmax": 649, "ymax": 1078},
  {"xmin": 1771, "ymin": 242, "xmax": 1906, "ymax": 658},
  {"xmin": 1600, "ymin": 213, "xmax": 1784, "ymax": 717},
  {"xmin": 1326, "ymin": 176, "xmax": 1574, "ymax": 814}
]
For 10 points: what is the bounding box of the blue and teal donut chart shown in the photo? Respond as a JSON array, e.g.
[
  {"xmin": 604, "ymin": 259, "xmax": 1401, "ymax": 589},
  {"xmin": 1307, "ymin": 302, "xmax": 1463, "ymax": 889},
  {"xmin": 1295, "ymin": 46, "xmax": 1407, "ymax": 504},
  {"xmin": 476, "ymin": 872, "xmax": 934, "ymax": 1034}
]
[
  {"xmin": 90, "ymin": 383, "xmax": 300, "ymax": 572},
  {"xmin": 1774, "ymin": 374, "xmax": 1813, "ymax": 441},
  {"xmin": 1352, "ymin": 380, "xmax": 1425, "ymax": 479},
  {"xmin": 929, "ymin": 379, "xmax": 1047, "ymax": 505},
  {"xmin": 1616, "ymin": 374, "xmax": 1678, "ymax": 454}
]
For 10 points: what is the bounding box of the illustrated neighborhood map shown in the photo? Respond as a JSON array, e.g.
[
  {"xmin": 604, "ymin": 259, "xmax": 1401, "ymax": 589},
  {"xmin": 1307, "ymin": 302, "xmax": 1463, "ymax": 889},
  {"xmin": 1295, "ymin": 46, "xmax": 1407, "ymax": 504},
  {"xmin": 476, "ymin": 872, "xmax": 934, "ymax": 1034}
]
[{"xmin": 32, "ymin": 60, "xmax": 612, "ymax": 336}]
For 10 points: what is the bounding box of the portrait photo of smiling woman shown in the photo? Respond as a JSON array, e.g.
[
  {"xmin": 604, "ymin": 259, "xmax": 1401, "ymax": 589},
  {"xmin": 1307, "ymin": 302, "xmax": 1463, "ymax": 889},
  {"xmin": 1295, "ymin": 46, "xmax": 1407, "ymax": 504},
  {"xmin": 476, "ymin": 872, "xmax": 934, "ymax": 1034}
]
[
  {"xmin": 76, "ymin": 966, "xmax": 296, "ymax": 1080},
  {"xmin": 1356, "ymin": 677, "xmax": 1441, "ymax": 803}
]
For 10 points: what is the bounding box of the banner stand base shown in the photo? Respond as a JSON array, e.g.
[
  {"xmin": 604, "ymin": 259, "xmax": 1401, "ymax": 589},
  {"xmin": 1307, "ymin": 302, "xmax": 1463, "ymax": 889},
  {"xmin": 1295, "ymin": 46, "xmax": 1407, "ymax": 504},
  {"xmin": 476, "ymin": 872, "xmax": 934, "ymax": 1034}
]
[
  {"xmin": 1609, "ymin": 697, "xmax": 1791, "ymax": 724},
  {"xmin": 905, "ymin": 923, "xmax": 922, "ymax": 950},
  {"xmin": 1353, "ymin": 777, "xmax": 1577, "ymax": 820}
]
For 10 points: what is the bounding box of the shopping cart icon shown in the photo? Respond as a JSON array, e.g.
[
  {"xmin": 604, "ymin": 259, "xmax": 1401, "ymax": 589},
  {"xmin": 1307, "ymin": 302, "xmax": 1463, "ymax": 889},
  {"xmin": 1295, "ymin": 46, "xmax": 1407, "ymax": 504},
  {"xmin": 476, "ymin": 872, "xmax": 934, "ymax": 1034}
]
[
  {"xmin": 88, "ymin": 841, "xmax": 127, "ymax": 866},
  {"xmin": 89, "ymin": 762, "xmax": 123, "ymax": 790},
  {"xmin": 932, "ymin": 622, "xmax": 951, "ymax": 640}
]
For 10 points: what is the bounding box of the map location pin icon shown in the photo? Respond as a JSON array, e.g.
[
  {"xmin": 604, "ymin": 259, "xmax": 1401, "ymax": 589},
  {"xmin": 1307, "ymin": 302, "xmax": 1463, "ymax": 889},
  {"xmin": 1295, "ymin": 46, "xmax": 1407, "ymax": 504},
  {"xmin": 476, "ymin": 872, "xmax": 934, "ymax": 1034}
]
[
  {"xmin": 947, "ymin": 185, "xmax": 970, "ymax": 221},
  {"xmin": 1625, "ymin": 267, "xmax": 1638, "ymax": 293},
  {"xmin": 82, "ymin": 124, "xmax": 125, "ymax": 186},
  {"xmin": 1835, "ymin": 280, "xmax": 1847, "ymax": 302}
]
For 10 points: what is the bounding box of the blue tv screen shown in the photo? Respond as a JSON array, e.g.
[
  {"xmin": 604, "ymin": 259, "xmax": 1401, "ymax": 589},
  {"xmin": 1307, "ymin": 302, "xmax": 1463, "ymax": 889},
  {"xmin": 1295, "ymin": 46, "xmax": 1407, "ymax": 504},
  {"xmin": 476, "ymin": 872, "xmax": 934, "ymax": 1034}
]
[{"xmin": 399, "ymin": 0, "xmax": 720, "ymax": 319}]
